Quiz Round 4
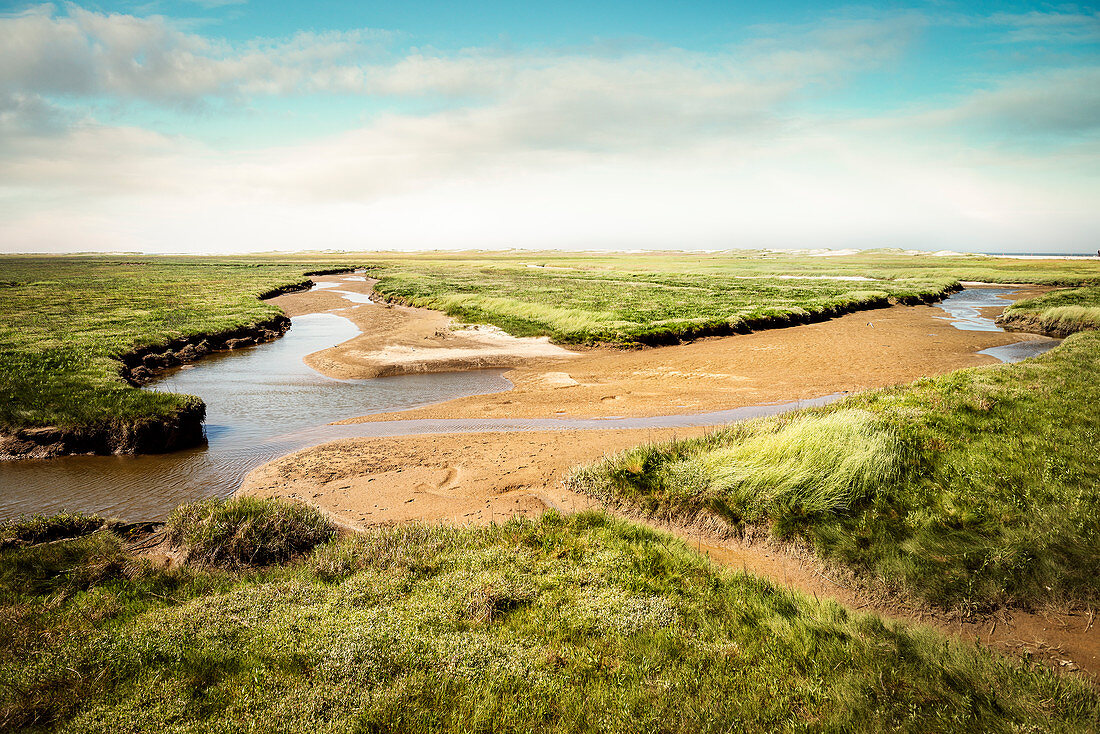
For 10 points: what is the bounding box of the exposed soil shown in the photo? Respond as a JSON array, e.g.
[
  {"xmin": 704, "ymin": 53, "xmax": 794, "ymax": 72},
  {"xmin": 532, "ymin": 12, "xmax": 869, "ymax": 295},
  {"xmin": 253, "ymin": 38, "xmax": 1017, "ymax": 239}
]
[
  {"xmin": 998, "ymin": 312, "xmax": 1098, "ymax": 338},
  {"xmin": 0, "ymin": 404, "xmax": 206, "ymax": 460},
  {"xmin": 119, "ymin": 313, "xmax": 293, "ymax": 386}
]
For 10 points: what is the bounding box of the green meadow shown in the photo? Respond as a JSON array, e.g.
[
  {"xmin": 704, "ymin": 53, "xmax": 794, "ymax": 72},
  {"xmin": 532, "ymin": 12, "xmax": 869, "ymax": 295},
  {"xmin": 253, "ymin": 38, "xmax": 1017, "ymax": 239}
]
[
  {"xmin": 364, "ymin": 250, "xmax": 1100, "ymax": 344},
  {"xmin": 2, "ymin": 500, "xmax": 1097, "ymax": 733},
  {"xmin": 1001, "ymin": 285, "xmax": 1100, "ymax": 335},
  {"xmin": 0, "ymin": 257, "xmax": 348, "ymax": 439}
]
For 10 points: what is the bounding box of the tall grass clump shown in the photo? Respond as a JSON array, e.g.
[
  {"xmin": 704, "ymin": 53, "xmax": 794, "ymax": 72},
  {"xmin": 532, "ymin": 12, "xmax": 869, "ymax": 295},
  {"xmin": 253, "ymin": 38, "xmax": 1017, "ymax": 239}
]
[
  {"xmin": 166, "ymin": 497, "xmax": 335, "ymax": 567},
  {"xmin": 572, "ymin": 410, "xmax": 901, "ymax": 528},
  {"xmin": 701, "ymin": 410, "xmax": 901, "ymax": 520},
  {"xmin": 1000, "ymin": 286, "xmax": 1100, "ymax": 336}
]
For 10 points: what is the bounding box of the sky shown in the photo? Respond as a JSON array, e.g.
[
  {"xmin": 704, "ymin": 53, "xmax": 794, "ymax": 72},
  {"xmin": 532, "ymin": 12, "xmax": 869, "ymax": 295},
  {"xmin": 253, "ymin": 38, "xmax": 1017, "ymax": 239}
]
[{"xmin": 0, "ymin": 1, "xmax": 1098, "ymax": 254}]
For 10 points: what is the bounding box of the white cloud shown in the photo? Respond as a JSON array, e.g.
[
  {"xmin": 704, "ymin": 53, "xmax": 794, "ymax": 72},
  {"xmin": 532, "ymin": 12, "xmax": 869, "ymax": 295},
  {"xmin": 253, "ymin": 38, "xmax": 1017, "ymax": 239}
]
[
  {"xmin": 0, "ymin": 5, "xmax": 1096, "ymax": 254},
  {"xmin": 2, "ymin": 107, "xmax": 1096, "ymax": 254},
  {"xmin": 862, "ymin": 66, "xmax": 1100, "ymax": 138},
  {"xmin": 0, "ymin": 5, "xmax": 393, "ymax": 103}
]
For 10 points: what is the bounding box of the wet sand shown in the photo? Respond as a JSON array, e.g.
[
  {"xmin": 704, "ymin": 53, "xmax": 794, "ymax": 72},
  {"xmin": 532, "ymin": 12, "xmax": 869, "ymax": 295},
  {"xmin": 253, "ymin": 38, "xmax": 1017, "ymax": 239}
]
[{"xmin": 337, "ymin": 301, "xmax": 1048, "ymax": 424}]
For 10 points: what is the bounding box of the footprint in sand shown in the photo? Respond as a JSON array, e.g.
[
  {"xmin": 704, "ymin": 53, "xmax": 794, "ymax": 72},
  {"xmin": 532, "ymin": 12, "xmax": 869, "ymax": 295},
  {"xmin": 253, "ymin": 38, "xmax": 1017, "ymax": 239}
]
[{"xmin": 435, "ymin": 466, "xmax": 462, "ymax": 490}]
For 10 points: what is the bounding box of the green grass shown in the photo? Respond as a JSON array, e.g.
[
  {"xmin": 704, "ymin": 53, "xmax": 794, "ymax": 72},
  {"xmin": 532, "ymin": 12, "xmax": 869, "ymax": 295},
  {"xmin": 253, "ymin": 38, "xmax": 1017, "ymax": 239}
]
[
  {"xmin": 570, "ymin": 331, "xmax": 1100, "ymax": 610},
  {"xmin": 365, "ymin": 251, "xmax": 1100, "ymax": 344},
  {"xmin": 0, "ymin": 513, "xmax": 106, "ymax": 550},
  {"xmin": 2, "ymin": 506, "xmax": 1097, "ymax": 732},
  {"xmin": 367, "ymin": 261, "xmax": 947, "ymax": 345},
  {"xmin": 1001, "ymin": 286, "xmax": 1100, "ymax": 335},
  {"xmin": 166, "ymin": 497, "xmax": 336, "ymax": 567},
  {"xmin": 0, "ymin": 256, "xmax": 354, "ymax": 437}
]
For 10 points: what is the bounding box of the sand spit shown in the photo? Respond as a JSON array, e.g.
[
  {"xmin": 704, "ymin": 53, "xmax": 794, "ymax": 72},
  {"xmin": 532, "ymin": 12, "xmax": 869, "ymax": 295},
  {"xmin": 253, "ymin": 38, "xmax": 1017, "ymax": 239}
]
[
  {"xmin": 271, "ymin": 279, "xmax": 578, "ymax": 379},
  {"xmin": 334, "ymin": 296, "xmax": 1048, "ymax": 424}
]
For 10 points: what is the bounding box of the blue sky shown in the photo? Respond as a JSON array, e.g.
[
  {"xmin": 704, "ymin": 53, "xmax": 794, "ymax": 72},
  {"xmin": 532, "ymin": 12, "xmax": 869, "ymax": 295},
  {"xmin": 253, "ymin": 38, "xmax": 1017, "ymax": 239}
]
[{"xmin": 0, "ymin": 1, "xmax": 1097, "ymax": 252}]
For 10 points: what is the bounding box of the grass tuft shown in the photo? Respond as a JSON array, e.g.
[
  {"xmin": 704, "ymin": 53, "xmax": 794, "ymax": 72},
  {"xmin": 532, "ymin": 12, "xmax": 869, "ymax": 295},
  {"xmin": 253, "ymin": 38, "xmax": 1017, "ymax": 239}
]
[
  {"xmin": 1001, "ymin": 286, "xmax": 1100, "ymax": 335},
  {"xmin": 166, "ymin": 497, "xmax": 335, "ymax": 567},
  {"xmin": 0, "ymin": 513, "xmax": 105, "ymax": 550}
]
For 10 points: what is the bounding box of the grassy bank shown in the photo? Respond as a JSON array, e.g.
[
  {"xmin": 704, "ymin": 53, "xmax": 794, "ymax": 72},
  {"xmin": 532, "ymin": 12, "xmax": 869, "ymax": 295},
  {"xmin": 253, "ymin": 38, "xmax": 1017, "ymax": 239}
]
[
  {"xmin": 365, "ymin": 251, "xmax": 1100, "ymax": 345},
  {"xmin": 570, "ymin": 330, "xmax": 1100, "ymax": 609},
  {"xmin": 1000, "ymin": 286, "xmax": 1100, "ymax": 336},
  {"xmin": 2, "ymin": 500, "xmax": 1096, "ymax": 732},
  {"xmin": 0, "ymin": 256, "xmax": 352, "ymax": 451}
]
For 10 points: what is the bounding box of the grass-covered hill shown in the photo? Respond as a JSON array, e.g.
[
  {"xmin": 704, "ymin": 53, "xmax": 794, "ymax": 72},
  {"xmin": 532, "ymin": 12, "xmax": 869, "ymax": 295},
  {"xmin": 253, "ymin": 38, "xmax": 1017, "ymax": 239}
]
[{"xmin": 2, "ymin": 499, "xmax": 1096, "ymax": 733}]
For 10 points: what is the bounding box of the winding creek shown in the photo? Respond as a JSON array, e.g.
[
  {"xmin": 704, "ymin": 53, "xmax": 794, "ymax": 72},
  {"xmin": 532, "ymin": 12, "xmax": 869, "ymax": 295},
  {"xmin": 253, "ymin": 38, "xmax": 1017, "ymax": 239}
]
[{"xmin": 0, "ymin": 287, "xmax": 1061, "ymax": 521}]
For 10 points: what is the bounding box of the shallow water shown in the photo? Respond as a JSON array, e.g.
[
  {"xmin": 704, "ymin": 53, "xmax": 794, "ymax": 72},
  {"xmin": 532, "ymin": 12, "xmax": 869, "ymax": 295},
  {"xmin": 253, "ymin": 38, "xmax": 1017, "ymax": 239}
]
[
  {"xmin": 932, "ymin": 287, "xmax": 1061, "ymax": 361},
  {"xmin": 0, "ymin": 313, "xmax": 512, "ymax": 521},
  {"xmin": 330, "ymin": 290, "xmax": 375, "ymax": 304},
  {"xmin": 934, "ymin": 288, "xmax": 1017, "ymax": 331},
  {"xmin": 0, "ymin": 288, "xmax": 1062, "ymax": 521}
]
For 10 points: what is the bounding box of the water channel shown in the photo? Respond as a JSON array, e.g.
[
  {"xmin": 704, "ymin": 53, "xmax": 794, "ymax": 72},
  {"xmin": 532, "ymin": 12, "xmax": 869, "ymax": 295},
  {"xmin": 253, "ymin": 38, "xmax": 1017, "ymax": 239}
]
[{"xmin": 0, "ymin": 287, "xmax": 1060, "ymax": 521}]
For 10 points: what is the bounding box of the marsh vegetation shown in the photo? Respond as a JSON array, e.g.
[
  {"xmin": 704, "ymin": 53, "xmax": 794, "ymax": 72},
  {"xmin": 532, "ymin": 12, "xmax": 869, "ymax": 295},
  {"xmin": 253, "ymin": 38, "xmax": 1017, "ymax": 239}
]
[
  {"xmin": 570, "ymin": 330, "xmax": 1100, "ymax": 609},
  {"xmin": 2, "ymin": 501, "xmax": 1096, "ymax": 732},
  {"xmin": 1000, "ymin": 286, "xmax": 1100, "ymax": 336},
  {"xmin": 3, "ymin": 251, "xmax": 1098, "ymax": 455},
  {"xmin": 365, "ymin": 251, "xmax": 1100, "ymax": 345},
  {"xmin": 0, "ymin": 257, "xmax": 350, "ymax": 452}
]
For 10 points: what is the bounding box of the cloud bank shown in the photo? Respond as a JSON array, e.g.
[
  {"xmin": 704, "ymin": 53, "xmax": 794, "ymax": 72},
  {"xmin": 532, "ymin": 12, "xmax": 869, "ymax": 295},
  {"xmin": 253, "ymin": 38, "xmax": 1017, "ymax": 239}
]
[{"xmin": 0, "ymin": 4, "xmax": 1097, "ymax": 253}]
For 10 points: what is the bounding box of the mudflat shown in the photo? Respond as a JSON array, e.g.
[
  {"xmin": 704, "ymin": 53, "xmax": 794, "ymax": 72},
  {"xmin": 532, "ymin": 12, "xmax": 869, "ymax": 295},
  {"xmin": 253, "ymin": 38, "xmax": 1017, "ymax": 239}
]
[{"xmin": 280, "ymin": 274, "xmax": 1049, "ymax": 422}]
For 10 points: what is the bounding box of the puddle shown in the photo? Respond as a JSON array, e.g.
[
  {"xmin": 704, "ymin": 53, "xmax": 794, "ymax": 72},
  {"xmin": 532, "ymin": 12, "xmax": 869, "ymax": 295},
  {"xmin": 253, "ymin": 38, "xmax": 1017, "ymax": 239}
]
[{"xmin": 331, "ymin": 290, "xmax": 375, "ymax": 304}]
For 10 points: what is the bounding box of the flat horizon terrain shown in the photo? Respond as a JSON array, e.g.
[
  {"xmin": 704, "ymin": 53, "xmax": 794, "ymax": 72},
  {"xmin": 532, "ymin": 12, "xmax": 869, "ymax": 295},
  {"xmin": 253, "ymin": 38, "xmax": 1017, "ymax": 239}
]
[{"xmin": 3, "ymin": 250, "xmax": 1100, "ymax": 732}]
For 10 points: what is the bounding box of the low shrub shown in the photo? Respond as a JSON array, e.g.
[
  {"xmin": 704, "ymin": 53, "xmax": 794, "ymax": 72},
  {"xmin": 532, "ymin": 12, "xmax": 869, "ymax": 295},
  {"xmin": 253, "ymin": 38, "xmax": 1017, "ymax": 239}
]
[{"xmin": 166, "ymin": 497, "xmax": 335, "ymax": 567}]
